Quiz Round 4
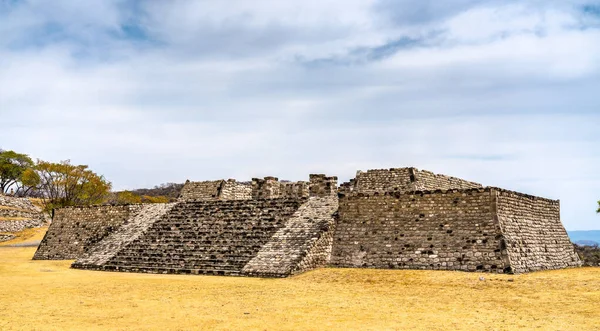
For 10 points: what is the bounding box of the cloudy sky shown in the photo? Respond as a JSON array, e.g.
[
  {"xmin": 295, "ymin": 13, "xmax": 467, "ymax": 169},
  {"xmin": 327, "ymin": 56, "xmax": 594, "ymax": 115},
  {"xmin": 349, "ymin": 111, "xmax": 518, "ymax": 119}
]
[{"xmin": 1, "ymin": 0, "xmax": 599, "ymax": 230}]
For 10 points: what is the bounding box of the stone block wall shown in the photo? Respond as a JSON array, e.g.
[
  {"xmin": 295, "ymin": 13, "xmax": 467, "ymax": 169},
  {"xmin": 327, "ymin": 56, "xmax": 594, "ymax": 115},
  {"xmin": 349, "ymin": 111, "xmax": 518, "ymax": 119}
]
[
  {"xmin": 349, "ymin": 168, "xmax": 414, "ymax": 194},
  {"xmin": 220, "ymin": 180, "xmax": 252, "ymax": 200},
  {"xmin": 180, "ymin": 177, "xmax": 311, "ymax": 201},
  {"xmin": 331, "ymin": 188, "xmax": 510, "ymax": 273},
  {"xmin": 340, "ymin": 168, "xmax": 482, "ymax": 194},
  {"xmin": 33, "ymin": 204, "xmax": 143, "ymax": 260},
  {"xmin": 494, "ymin": 189, "xmax": 581, "ymax": 273},
  {"xmin": 280, "ymin": 181, "xmax": 310, "ymax": 199},
  {"xmin": 252, "ymin": 177, "xmax": 310, "ymax": 199},
  {"xmin": 178, "ymin": 180, "xmax": 223, "ymax": 201},
  {"xmin": 251, "ymin": 177, "xmax": 283, "ymax": 199},
  {"xmin": 412, "ymin": 169, "xmax": 482, "ymax": 190},
  {"xmin": 180, "ymin": 174, "xmax": 336, "ymax": 201},
  {"xmin": 309, "ymin": 174, "xmax": 338, "ymax": 197}
]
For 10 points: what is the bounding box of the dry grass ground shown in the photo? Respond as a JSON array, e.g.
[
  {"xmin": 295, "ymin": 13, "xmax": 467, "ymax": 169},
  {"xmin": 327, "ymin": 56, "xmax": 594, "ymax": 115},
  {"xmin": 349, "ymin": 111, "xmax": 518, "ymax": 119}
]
[
  {"xmin": 0, "ymin": 226, "xmax": 47, "ymax": 246},
  {"xmin": 0, "ymin": 246, "xmax": 598, "ymax": 331}
]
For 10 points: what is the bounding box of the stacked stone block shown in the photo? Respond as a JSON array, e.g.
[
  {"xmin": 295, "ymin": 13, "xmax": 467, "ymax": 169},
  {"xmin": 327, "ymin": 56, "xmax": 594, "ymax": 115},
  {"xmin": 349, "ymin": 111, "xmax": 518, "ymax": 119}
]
[
  {"xmin": 494, "ymin": 189, "xmax": 581, "ymax": 272},
  {"xmin": 251, "ymin": 177, "xmax": 282, "ymax": 199},
  {"xmin": 341, "ymin": 168, "xmax": 482, "ymax": 195},
  {"xmin": 348, "ymin": 168, "xmax": 415, "ymax": 194},
  {"xmin": 309, "ymin": 174, "xmax": 338, "ymax": 197},
  {"xmin": 220, "ymin": 180, "xmax": 252, "ymax": 200},
  {"xmin": 280, "ymin": 181, "xmax": 310, "ymax": 199},
  {"xmin": 252, "ymin": 177, "xmax": 309, "ymax": 199},
  {"xmin": 332, "ymin": 188, "xmax": 509, "ymax": 273},
  {"xmin": 412, "ymin": 169, "xmax": 482, "ymax": 190},
  {"xmin": 33, "ymin": 205, "xmax": 143, "ymax": 260},
  {"xmin": 180, "ymin": 177, "xmax": 309, "ymax": 201},
  {"xmin": 178, "ymin": 180, "xmax": 223, "ymax": 201}
]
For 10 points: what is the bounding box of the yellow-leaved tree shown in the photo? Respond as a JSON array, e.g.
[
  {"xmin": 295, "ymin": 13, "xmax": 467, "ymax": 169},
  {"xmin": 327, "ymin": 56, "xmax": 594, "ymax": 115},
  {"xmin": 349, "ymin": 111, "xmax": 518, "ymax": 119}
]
[
  {"xmin": 35, "ymin": 160, "xmax": 112, "ymax": 214},
  {"xmin": 115, "ymin": 191, "xmax": 143, "ymax": 204}
]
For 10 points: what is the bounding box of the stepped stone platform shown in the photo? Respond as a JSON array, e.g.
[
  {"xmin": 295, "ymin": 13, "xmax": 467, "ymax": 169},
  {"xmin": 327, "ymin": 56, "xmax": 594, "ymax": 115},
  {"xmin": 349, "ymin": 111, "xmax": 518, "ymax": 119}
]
[
  {"xmin": 73, "ymin": 198, "xmax": 307, "ymax": 275},
  {"xmin": 35, "ymin": 168, "xmax": 580, "ymax": 276}
]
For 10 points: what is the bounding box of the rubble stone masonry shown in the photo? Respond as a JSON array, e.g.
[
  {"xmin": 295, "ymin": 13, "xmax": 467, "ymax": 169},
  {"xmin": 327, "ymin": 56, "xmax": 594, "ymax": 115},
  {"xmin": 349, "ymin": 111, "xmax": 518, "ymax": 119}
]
[{"xmin": 0, "ymin": 195, "xmax": 47, "ymax": 233}]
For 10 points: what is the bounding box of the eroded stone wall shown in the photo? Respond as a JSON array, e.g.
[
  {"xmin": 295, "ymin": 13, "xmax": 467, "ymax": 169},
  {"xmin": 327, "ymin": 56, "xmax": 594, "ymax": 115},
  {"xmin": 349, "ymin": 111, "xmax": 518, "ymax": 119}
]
[
  {"xmin": 33, "ymin": 204, "xmax": 142, "ymax": 260},
  {"xmin": 494, "ymin": 189, "xmax": 581, "ymax": 273},
  {"xmin": 331, "ymin": 188, "xmax": 509, "ymax": 273}
]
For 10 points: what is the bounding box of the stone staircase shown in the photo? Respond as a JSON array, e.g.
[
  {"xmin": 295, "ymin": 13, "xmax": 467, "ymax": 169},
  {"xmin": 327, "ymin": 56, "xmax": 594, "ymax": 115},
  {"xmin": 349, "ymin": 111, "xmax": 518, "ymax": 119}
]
[
  {"xmin": 242, "ymin": 196, "xmax": 338, "ymax": 277},
  {"xmin": 73, "ymin": 203, "xmax": 176, "ymax": 268},
  {"xmin": 74, "ymin": 198, "xmax": 306, "ymax": 275}
]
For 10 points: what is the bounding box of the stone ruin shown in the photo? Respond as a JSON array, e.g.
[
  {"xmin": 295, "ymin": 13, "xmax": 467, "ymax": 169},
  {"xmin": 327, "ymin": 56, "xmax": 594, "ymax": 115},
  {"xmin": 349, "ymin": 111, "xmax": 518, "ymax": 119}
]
[
  {"xmin": 33, "ymin": 167, "xmax": 581, "ymax": 276},
  {"xmin": 0, "ymin": 194, "xmax": 48, "ymax": 241}
]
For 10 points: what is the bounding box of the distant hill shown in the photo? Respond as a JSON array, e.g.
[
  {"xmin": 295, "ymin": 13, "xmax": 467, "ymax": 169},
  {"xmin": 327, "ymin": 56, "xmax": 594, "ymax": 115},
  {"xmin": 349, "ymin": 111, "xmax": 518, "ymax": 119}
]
[
  {"xmin": 130, "ymin": 183, "xmax": 184, "ymax": 200},
  {"xmin": 567, "ymin": 230, "xmax": 600, "ymax": 246},
  {"xmin": 108, "ymin": 183, "xmax": 185, "ymax": 204}
]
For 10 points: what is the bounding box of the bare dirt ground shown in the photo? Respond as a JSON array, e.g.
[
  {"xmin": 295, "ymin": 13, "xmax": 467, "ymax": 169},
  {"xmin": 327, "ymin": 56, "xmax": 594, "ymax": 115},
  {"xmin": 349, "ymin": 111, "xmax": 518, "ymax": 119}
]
[{"xmin": 0, "ymin": 244, "xmax": 599, "ymax": 331}]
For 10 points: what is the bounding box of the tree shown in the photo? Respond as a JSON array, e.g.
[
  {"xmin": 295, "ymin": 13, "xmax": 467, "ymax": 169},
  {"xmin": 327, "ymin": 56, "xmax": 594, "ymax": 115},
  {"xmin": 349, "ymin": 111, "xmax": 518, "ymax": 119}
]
[
  {"xmin": 116, "ymin": 191, "xmax": 142, "ymax": 204},
  {"xmin": 0, "ymin": 150, "xmax": 35, "ymax": 194},
  {"xmin": 597, "ymin": 200, "xmax": 600, "ymax": 214},
  {"xmin": 141, "ymin": 195, "xmax": 170, "ymax": 203},
  {"xmin": 35, "ymin": 160, "xmax": 112, "ymax": 213},
  {"xmin": 15, "ymin": 167, "xmax": 41, "ymax": 197}
]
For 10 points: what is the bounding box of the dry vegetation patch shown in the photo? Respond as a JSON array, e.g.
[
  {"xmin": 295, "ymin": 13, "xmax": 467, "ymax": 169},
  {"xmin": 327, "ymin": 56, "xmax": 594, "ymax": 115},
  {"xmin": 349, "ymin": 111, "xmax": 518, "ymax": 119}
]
[
  {"xmin": 0, "ymin": 205, "xmax": 32, "ymax": 212},
  {"xmin": 0, "ymin": 226, "xmax": 47, "ymax": 246},
  {"xmin": 0, "ymin": 247, "xmax": 598, "ymax": 330},
  {"xmin": 0, "ymin": 217, "xmax": 29, "ymax": 221}
]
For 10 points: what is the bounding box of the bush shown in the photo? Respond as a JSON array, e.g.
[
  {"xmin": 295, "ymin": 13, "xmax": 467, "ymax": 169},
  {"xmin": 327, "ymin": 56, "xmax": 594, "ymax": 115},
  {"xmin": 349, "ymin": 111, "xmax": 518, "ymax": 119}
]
[{"xmin": 574, "ymin": 244, "xmax": 600, "ymax": 266}]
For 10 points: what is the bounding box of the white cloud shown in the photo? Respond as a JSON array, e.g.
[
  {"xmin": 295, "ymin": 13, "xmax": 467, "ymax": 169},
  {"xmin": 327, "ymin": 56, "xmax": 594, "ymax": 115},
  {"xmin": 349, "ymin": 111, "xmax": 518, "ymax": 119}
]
[{"xmin": 0, "ymin": 0, "xmax": 599, "ymax": 229}]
